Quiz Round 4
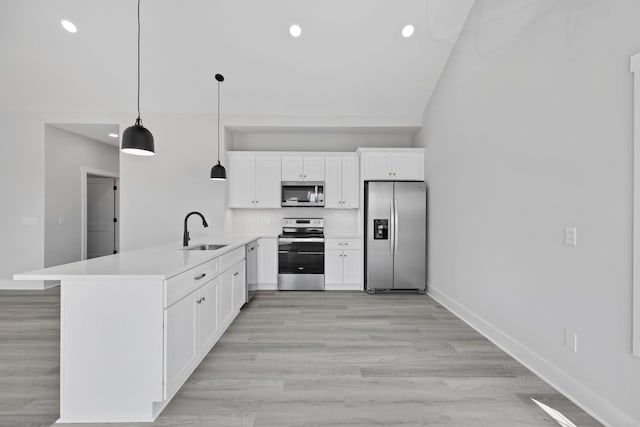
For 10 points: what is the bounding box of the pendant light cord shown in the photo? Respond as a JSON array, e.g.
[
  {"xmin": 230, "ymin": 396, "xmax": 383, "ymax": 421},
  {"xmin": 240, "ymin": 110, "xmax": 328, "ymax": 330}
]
[
  {"xmin": 217, "ymin": 80, "xmax": 221, "ymax": 162},
  {"xmin": 136, "ymin": 0, "xmax": 141, "ymax": 124}
]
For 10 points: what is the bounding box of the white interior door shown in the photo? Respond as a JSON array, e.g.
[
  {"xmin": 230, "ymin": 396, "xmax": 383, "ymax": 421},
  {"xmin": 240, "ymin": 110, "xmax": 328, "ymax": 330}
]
[{"xmin": 87, "ymin": 176, "xmax": 116, "ymax": 259}]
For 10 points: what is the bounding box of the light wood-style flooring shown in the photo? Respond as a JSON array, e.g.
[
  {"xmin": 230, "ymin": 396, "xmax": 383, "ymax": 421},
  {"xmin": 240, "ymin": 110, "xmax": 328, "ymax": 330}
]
[{"xmin": 0, "ymin": 288, "xmax": 601, "ymax": 426}]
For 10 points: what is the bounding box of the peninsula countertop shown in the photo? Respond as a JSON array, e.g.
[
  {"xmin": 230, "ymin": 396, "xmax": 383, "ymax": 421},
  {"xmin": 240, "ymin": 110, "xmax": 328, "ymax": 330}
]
[{"xmin": 14, "ymin": 233, "xmax": 273, "ymax": 282}]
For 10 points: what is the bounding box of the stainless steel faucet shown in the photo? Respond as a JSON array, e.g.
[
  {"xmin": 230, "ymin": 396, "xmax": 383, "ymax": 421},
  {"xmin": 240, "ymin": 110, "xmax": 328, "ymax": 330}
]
[{"xmin": 183, "ymin": 211, "xmax": 209, "ymax": 247}]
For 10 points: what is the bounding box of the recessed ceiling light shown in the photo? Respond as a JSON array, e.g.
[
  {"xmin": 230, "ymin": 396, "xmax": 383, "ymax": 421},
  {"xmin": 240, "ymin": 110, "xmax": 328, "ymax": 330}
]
[
  {"xmin": 402, "ymin": 24, "xmax": 414, "ymax": 38},
  {"xmin": 108, "ymin": 133, "xmax": 118, "ymax": 138},
  {"xmin": 289, "ymin": 24, "xmax": 302, "ymax": 38},
  {"xmin": 61, "ymin": 20, "xmax": 77, "ymax": 34}
]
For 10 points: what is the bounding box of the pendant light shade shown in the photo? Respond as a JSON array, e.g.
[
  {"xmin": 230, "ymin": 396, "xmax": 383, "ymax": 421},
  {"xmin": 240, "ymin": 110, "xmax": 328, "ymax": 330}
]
[
  {"xmin": 210, "ymin": 73, "xmax": 227, "ymax": 180},
  {"xmin": 122, "ymin": 0, "xmax": 155, "ymax": 156},
  {"xmin": 210, "ymin": 161, "xmax": 226, "ymax": 180},
  {"xmin": 122, "ymin": 118, "xmax": 155, "ymax": 156}
]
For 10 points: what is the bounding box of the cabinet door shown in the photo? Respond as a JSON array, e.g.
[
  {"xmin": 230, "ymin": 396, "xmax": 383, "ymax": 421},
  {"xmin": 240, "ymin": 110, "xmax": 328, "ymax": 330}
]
[
  {"xmin": 257, "ymin": 238, "xmax": 278, "ymax": 285},
  {"xmin": 363, "ymin": 152, "xmax": 393, "ymax": 180},
  {"xmin": 228, "ymin": 154, "xmax": 255, "ymax": 208},
  {"xmin": 392, "ymin": 152, "xmax": 424, "ymax": 181},
  {"xmin": 324, "ymin": 250, "xmax": 343, "ymax": 284},
  {"xmin": 303, "ymin": 156, "xmax": 325, "ymax": 181},
  {"xmin": 255, "ymin": 155, "xmax": 282, "ymax": 208},
  {"xmin": 197, "ymin": 278, "xmax": 220, "ymax": 355},
  {"xmin": 324, "ymin": 157, "xmax": 342, "ymax": 208},
  {"xmin": 219, "ymin": 269, "xmax": 234, "ymax": 327},
  {"xmin": 281, "ymin": 156, "xmax": 303, "ymax": 181},
  {"xmin": 232, "ymin": 260, "xmax": 247, "ymax": 312},
  {"xmin": 341, "ymin": 156, "xmax": 359, "ymax": 208},
  {"xmin": 342, "ymin": 250, "xmax": 362, "ymax": 284},
  {"xmin": 165, "ymin": 292, "xmax": 198, "ymax": 398}
]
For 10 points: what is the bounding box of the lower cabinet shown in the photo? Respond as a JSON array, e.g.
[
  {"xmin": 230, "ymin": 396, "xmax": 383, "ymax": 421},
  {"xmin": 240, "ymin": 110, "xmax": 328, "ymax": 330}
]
[
  {"xmin": 220, "ymin": 260, "xmax": 246, "ymax": 326},
  {"xmin": 325, "ymin": 239, "xmax": 362, "ymax": 288},
  {"xmin": 164, "ymin": 257, "xmax": 246, "ymax": 400},
  {"xmin": 164, "ymin": 289, "xmax": 198, "ymax": 398},
  {"xmin": 325, "ymin": 250, "xmax": 361, "ymax": 285}
]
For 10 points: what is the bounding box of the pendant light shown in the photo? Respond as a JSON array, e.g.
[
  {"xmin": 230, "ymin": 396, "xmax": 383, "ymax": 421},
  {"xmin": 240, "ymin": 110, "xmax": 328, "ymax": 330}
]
[
  {"xmin": 121, "ymin": 0, "xmax": 155, "ymax": 156},
  {"xmin": 210, "ymin": 73, "xmax": 227, "ymax": 180}
]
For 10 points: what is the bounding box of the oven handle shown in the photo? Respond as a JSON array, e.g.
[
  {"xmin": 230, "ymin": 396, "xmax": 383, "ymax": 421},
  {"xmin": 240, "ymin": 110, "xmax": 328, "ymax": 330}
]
[
  {"xmin": 278, "ymin": 238, "xmax": 325, "ymax": 243},
  {"xmin": 278, "ymin": 251, "xmax": 324, "ymax": 255}
]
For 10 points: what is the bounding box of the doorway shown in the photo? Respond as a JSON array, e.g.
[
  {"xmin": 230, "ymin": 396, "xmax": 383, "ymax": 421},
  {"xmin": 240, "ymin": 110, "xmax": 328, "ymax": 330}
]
[
  {"xmin": 81, "ymin": 168, "xmax": 119, "ymax": 260},
  {"xmin": 86, "ymin": 175, "xmax": 119, "ymax": 259}
]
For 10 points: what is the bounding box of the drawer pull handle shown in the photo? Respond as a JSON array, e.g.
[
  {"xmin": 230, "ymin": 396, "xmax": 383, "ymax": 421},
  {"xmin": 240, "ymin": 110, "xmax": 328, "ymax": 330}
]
[
  {"xmin": 194, "ymin": 273, "xmax": 207, "ymax": 280},
  {"xmin": 233, "ymin": 272, "xmax": 239, "ymax": 277}
]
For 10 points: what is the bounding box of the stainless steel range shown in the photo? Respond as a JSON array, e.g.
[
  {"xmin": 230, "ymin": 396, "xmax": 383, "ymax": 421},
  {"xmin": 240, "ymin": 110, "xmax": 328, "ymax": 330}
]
[{"xmin": 278, "ymin": 218, "xmax": 325, "ymax": 291}]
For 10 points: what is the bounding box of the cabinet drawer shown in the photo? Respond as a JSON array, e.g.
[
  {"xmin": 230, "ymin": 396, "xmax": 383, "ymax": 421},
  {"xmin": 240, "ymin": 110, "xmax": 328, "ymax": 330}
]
[
  {"xmin": 325, "ymin": 239, "xmax": 362, "ymax": 250},
  {"xmin": 220, "ymin": 247, "xmax": 245, "ymax": 271},
  {"xmin": 165, "ymin": 259, "xmax": 220, "ymax": 307}
]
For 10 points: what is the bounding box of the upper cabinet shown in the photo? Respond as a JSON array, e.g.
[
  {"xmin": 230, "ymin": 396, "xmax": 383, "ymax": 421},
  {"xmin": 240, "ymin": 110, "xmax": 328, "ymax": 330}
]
[
  {"xmin": 359, "ymin": 148, "xmax": 425, "ymax": 181},
  {"xmin": 228, "ymin": 153, "xmax": 281, "ymax": 209},
  {"xmin": 324, "ymin": 155, "xmax": 359, "ymax": 209},
  {"xmin": 282, "ymin": 156, "xmax": 325, "ymax": 181}
]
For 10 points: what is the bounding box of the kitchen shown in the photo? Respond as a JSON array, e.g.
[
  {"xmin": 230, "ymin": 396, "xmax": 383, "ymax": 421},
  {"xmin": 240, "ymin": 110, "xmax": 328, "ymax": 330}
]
[{"xmin": 2, "ymin": 0, "xmax": 640, "ymax": 426}]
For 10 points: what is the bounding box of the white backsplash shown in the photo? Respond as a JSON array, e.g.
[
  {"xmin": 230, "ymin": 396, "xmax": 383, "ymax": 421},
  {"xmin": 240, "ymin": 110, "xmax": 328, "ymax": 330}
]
[{"xmin": 229, "ymin": 208, "xmax": 359, "ymax": 236}]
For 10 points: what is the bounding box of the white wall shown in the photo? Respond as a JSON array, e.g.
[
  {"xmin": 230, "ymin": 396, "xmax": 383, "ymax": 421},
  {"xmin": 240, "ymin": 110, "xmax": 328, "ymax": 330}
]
[
  {"xmin": 44, "ymin": 125, "xmax": 119, "ymax": 267},
  {"xmin": 119, "ymin": 114, "xmax": 229, "ymax": 250},
  {"xmin": 414, "ymin": 0, "xmax": 640, "ymax": 425},
  {"xmin": 0, "ymin": 113, "xmax": 45, "ymax": 289},
  {"xmin": 229, "ymin": 131, "xmax": 413, "ymax": 152},
  {"xmin": 230, "ymin": 208, "xmax": 358, "ymax": 236}
]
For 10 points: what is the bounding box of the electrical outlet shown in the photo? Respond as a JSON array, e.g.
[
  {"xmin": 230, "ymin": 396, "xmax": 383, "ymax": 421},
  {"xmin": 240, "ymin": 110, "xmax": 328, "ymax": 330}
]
[
  {"xmin": 58, "ymin": 216, "xmax": 65, "ymax": 225},
  {"xmin": 22, "ymin": 216, "xmax": 37, "ymax": 225},
  {"xmin": 564, "ymin": 226, "xmax": 577, "ymax": 246},
  {"xmin": 564, "ymin": 329, "xmax": 578, "ymax": 352}
]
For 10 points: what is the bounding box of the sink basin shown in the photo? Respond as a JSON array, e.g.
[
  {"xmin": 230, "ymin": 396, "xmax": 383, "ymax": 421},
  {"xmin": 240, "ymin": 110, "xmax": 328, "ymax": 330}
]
[{"xmin": 186, "ymin": 244, "xmax": 228, "ymax": 251}]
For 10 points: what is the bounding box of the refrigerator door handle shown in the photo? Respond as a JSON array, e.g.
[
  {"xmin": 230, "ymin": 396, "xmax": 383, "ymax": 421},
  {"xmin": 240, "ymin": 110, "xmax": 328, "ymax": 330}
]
[
  {"xmin": 389, "ymin": 204, "xmax": 394, "ymax": 254},
  {"xmin": 394, "ymin": 196, "xmax": 399, "ymax": 255}
]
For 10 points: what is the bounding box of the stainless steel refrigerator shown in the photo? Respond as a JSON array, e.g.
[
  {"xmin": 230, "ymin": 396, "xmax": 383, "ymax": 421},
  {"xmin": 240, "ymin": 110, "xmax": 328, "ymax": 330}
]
[{"xmin": 365, "ymin": 181, "xmax": 427, "ymax": 292}]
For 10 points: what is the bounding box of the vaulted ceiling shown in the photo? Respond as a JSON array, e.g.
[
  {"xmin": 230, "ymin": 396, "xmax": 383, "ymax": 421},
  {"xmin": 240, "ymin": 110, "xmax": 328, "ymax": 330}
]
[{"xmin": 0, "ymin": 0, "xmax": 474, "ymax": 117}]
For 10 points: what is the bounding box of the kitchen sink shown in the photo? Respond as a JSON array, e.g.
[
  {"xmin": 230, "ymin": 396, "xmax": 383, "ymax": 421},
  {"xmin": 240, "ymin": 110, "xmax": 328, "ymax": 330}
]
[{"xmin": 185, "ymin": 244, "xmax": 228, "ymax": 251}]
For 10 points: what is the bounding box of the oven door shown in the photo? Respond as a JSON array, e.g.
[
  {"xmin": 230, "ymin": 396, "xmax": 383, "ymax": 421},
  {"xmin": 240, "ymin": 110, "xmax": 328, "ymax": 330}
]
[
  {"xmin": 278, "ymin": 239, "xmax": 325, "ymax": 290},
  {"xmin": 278, "ymin": 240, "xmax": 324, "ymax": 274}
]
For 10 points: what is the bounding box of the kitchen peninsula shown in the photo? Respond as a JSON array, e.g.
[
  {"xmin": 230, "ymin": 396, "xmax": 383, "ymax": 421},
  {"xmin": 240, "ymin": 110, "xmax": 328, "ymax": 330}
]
[{"xmin": 14, "ymin": 234, "xmax": 262, "ymax": 423}]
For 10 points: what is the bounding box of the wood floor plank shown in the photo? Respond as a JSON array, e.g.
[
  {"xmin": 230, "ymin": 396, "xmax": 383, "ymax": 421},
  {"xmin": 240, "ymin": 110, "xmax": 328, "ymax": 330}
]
[{"xmin": 0, "ymin": 289, "xmax": 602, "ymax": 426}]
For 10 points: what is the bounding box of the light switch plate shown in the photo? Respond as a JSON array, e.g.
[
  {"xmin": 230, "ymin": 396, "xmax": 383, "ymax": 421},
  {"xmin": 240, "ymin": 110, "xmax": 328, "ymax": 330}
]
[
  {"xmin": 22, "ymin": 216, "xmax": 37, "ymax": 225},
  {"xmin": 564, "ymin": 226, "xmax": 577, "ymax": 246}
]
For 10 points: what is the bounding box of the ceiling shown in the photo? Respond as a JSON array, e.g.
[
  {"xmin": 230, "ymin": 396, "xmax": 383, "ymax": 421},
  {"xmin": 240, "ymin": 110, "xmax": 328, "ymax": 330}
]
[
  {"xmin": 50, "ymin": 123, "xmax": 120, "ymax": 146},
  {"xmin": 0, "ymin": 0, "xmax": 474, "ymax": 117}
]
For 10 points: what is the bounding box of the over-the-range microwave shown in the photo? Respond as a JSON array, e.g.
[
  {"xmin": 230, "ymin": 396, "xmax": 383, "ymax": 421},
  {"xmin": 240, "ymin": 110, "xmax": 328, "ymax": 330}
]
[{"xmin": 281, "ymin": 182, "xmax": 325, "ymax": 207}]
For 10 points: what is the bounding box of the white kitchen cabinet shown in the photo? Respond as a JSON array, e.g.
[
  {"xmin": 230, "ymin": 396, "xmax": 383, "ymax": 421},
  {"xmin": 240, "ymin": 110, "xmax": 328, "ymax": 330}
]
[
  {"xmin": 281, "ymin": 155, "xmax": 324, "ymax": 181},
  {"xmin": 196, "ymin": 278, "xmax": 220, "ymax": 355},
  {"xmin": 359, "ymin": 148, "xmax": 424, "ymax": 181},
  {"xmin": 324, "ymin": 239, "xmax": 362, "ymax": 286},
  {"xmin": 165, "ymin": 291, "xmax": 198, "ymax": 398},
  {"xmin": 342, "ymin": 251, "xmax": 361, "ymax": 284},
  {"xmin": 257, "ymin": 238, "xmax": 278, "ymax": 287},
  {"xmin": 228, "ymin": 153, "xmax": 281, "ymax": 208},
  {"xmin": 254, "ymin": 156, "xmax": 281, "ymax": 208},
  {"xmin": 324, "ymin": 250, "xmax": 344, "ymax": 284},
  {"xmin": 324, "ymin": 155, "xmax": 359, "ymax": 209},
  {"xmin": 231, "ymin": 260, "xmax": 247, "ymax": 312},
  {"xmin": 219, "ymin": 268, "xmax": 234, "ymax": 326}
]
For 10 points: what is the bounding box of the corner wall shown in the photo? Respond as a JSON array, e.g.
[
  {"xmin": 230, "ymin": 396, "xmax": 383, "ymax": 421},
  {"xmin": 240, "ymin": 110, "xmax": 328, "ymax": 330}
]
[
  {"xmin": 414, "ymin": 0, "xmax": 640, "ymax": 425},
  {"xmin": 44, "ymin": 125, "xmax": 119, "ymax": 267}
]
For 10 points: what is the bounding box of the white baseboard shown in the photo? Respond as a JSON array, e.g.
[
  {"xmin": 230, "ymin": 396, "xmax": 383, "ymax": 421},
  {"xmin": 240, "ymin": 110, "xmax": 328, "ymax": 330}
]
[
  {"xmin": 427, "ymin": 286, "xmax": 638, "ymax": 427},
  {"xmin": 257, "ymin": 283, "xmax": 277, "ymax": 290},
  {"xmin": 0, "ymin": 279, "xmax": 56, "ymax": 290},
  {"xmin": 325, "ymin": 283, "xmax": 362, "ymax": 291}
]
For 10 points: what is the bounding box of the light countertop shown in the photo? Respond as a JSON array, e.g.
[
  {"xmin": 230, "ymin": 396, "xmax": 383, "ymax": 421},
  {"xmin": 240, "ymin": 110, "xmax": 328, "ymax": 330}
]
[{"xmin": 14, "ymin": 233, "xmax": 273, "ymax": 282}]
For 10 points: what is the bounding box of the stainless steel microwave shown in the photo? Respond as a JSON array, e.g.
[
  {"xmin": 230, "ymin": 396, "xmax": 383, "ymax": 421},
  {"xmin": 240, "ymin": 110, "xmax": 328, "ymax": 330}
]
[{"xmin": 281, "ymin": 182, "xmax": 325, "ymax": 207}]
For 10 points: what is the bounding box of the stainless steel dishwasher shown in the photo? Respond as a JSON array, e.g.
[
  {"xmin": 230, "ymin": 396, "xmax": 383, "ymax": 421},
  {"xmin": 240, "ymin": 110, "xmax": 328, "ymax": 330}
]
[{"xmin": 245, "ymin": 240, "xmax": 258, "ymax": 304}]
